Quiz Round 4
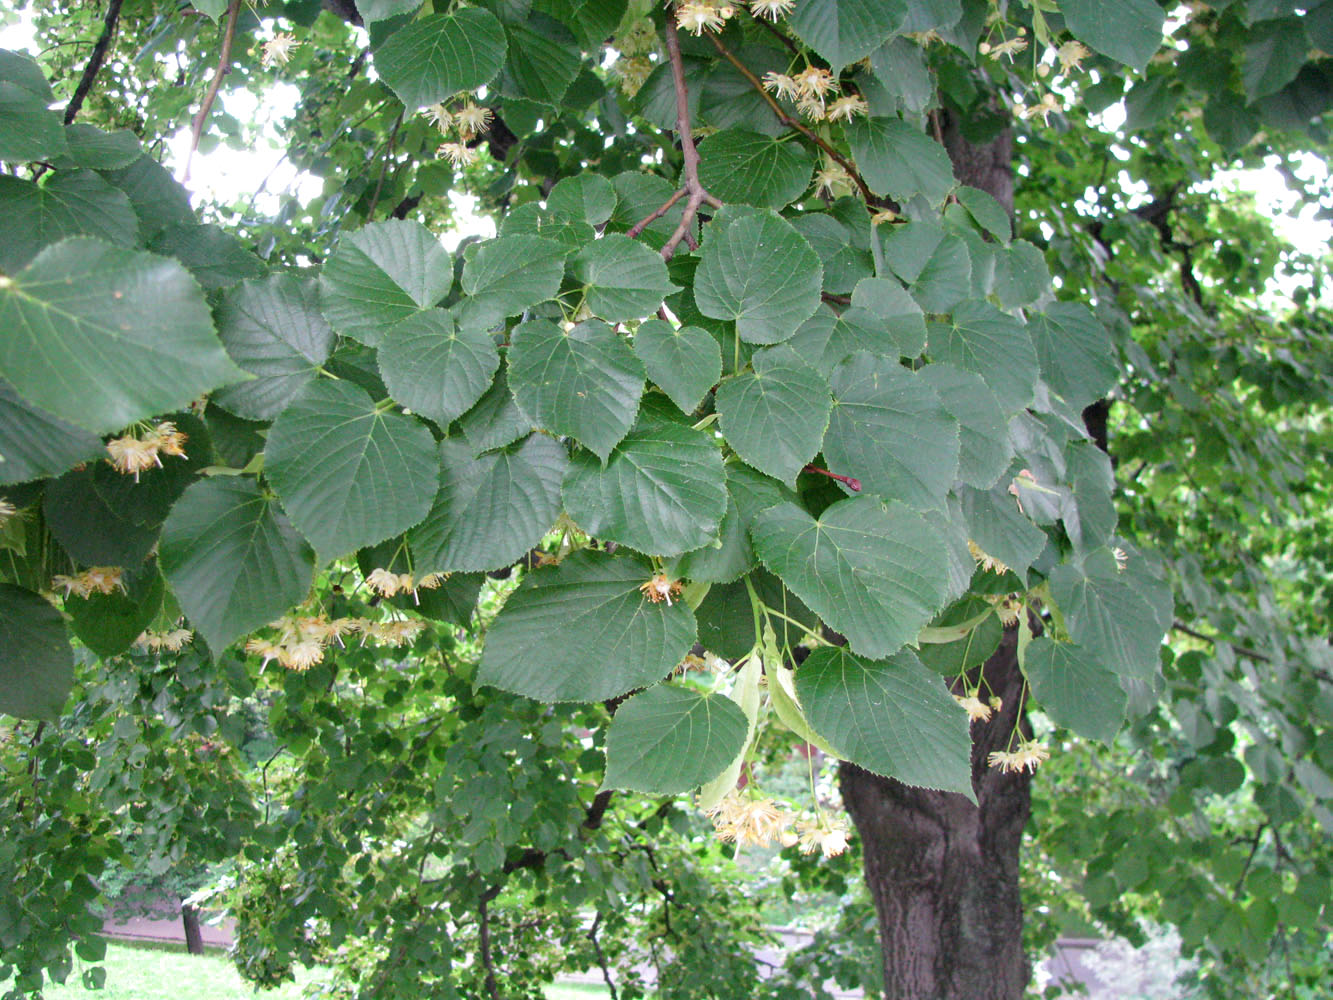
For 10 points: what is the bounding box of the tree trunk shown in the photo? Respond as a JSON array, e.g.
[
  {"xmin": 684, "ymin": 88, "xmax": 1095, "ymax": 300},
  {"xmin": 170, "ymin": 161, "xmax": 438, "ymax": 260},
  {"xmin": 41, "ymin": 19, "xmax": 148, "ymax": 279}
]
[
  {"xmin": 839, "ymin": 109, "xmax": 1033, "ymax": 1000},
  {"xmin": 182, "ymin": 901, "xmax": 205, "ymax": 956}
]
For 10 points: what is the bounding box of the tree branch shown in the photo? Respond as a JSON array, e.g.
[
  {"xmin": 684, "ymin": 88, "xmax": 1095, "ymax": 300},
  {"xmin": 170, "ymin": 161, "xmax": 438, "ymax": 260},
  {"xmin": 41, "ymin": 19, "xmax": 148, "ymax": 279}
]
[
  {"xmin": 660, "ymin": 23, "xmax": 722, "ymax": 261},
  {"xmin": 1171, "ymin": 621, "xmax": 1275, "ymax": 665},
  {"xmin": 478, "ymin": 896, "xmax": 500, "ymax": 1000},
  {"xmin": 627, "ymin": 186, "xmax": 687, "ymax": 239},
  {"xmin": 64, "ymin": 0, "xmax": 124, "ymax": 124},
  {"xmin": 587, "ymin": 912, "xmax": 620, "ymax": 1000},
  {"xmin": 185, "ymin": 0, "xmax": 243, "ymax": 182}
]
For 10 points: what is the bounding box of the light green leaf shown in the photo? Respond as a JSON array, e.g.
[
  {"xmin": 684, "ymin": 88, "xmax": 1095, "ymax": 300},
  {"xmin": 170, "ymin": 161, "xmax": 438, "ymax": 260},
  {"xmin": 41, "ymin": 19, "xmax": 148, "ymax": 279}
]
[
  {"xmin": 0, "ymin": 80, "xmax": 66, "ymax": 163},
  {"xmin": 1061, "ymin": 0, "xmax": 1165, "ymax": 72},
  {"xmin": 562, "ymin": 402, "xmax": 727, "ymax": 557},
  {"xmin": 993, "ymin": 239, "xmax": 1050, "ymax": 308},
  {"xmin": 0, "ymin": 378, "xmax": 103, "ymax": 485},
  {"xmin": 918, "ymin": 363, "xmax": 1011, "ymax": 490},
  {"xmin": 851, "ymin": 277, "xmax": 928, "ymax": 356},
  {"xmin": 632, "ymin": 319, "xmax": 721, "ymax": 415},
  {"xmin": 1023, "ymin": 636, "xmax": 1126, "ymax": 743},
  {"xmin": 0, "ymin": 172, "xmax": 137, "ymax": 273},
  {"xmin": 191, "ymin": 0, "xmax": 228, "ymax": 20},
  {"xmin": 409, "ymin": 434, "xmax": 566, "ymax": 572},
  {"xmin": 603, "ymin": 685, "xmax": 750, "ymax": 794},
  {"xmin": 752, "ymin": 497, "xmax": 951, "ymax": 659},
  {"xmin": 790, "ymin": 0, "xmax": 908, "ymax": 72},
  {"xmin": 696, "ymin": 129, "xmax": 814, "ymax": 209},
  {"xmin": 378, "ymin": 309, "xmax": 500, "ymax": 426},
  {"xmin": 716, "ymin": 344, "xmax": 832, "ymax": 487},
  {"xmin": 0, "ymin": 238, "xmax": 246, "ymax": 435},
  {"xmin": 457, "ymin": 234, "xmax": 568, "ymax": 329},
  {"xmin": 824, "ymin": 352, "xmax": 959, "ymax": 510},
  {"xmin": 847, "ymin": 117, "xmax": 955, "ymax": 206},
  {"xmin": 1049, "ymin": 549, "xmax": 1165, "ymax": 683},
  {"xmin": 319, "ymin": 219, "xmax": 452, "ymax": 346},
  {"xmin": 1028, "ymin": 302, "xmax": 1118, "ymax": 411},
  {"xmin": 955, "ymin": 186, "xmax": 1011, "ymax": 243},
  {"xmin": 927, "ymin": 301, "xmax": 1038, "ymax": 413},
  {"xmin": 694, "ymin": 207, "xmax": 822, "ymax": 345},
  {"xmin": 698, "ymin": 654, "xmax": 764, "ymax": 809},
  {"xmin": 796, "ymin": 646, "xmax": 974, "ymax": 797},
  {"xmin": 574, "ymin": 233, "xmax": 678, "ymax": 323},
  {"xmin": 374, "ymin": 8, "xmax": 508, "ymax": 109},
  {"xmin": 212, "ymin": 275, "xmax": 335, "ymax": 421},
  {"xmin": 547, "ymin": 173, "xmax": 617, "ymax": 226},
  {"xmin": 477, "ymin": 550, "xmax": 697, "ymax": 702},
  {"xmin": 507, "ymin": 318, "xmax": 644, "ymax": 461},
  {"xmin": 0, "ymin": 583, "xmax": 74, "ymax": 721},
  {"xmin": 674, "ymin": 463, "xmax": 793, "ymax": 584},
  {"xmin": 264, "ymin": 380, "xmax": 439, "ymax": 559},
  {"xmin": 159, "ymin": 478, "xmax": 316, "ymax": 654},
  {"xmin": 458, "ymin": 364, "xmax": 532, "ymax": 455}
]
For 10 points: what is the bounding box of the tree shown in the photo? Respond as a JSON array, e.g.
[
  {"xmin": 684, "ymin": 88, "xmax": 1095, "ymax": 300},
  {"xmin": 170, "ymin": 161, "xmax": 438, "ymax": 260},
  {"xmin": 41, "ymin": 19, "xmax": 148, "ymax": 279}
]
[{"xmin": 1, "ymin": 1, "xmax": 1331, "ymax": 998}]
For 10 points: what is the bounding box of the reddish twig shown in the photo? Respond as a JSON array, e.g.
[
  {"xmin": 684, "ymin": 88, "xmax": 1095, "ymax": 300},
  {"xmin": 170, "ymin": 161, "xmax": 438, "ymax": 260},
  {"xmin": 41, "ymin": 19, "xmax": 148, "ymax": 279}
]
[
  {"xmin": 660, "ymin": 24, "xmax": 723, "ymax": 261},
  {"xmin": 803, "ymin": 464, "xmax": 861, "ymax": 492},
  {"xmin": 64, "ymin": 0, "xmax": 124, "ymax": 124},
  {"xmin": 705, "ymin": 33, "xmax": 879, "ymax": 206},
  {"xmin": 185, "ymin": 0, "xmax": 243, "ymax": 181},
  {"xmin": 627, "ymin": 186, "xmax": 687, "ymax": 239}
]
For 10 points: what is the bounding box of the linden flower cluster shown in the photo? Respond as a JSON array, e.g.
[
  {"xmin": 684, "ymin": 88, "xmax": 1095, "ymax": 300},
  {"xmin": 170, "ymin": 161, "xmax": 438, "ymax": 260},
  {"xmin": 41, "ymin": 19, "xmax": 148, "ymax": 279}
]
[
  {"xmin": 365, "ymin": 567, "xmax": 447, "ymax": 604},
  {"xmin": 639, "ymin": 573, "xmax": 683, "ymax": 606},
  {"xmin": 261, "ymin": 32, "xmax": 300, "ymax": 68},
  {"xmin": 244, "ymin": 612, "xmax": 426, "ymax": 670},
  {"xmin": 763, "ymin": 66, "xmax": 865, "ymax": 123},
  {"xmin": 105, "ymin": 421, "xmax": 188, "ymax": 482},
  {"xmin": 613, "ymin": 18, "xmax": 660, "ymax": 97},
  {"xmin": 0, "ymin": 499, "xmax": 17, "ymax": 526},
  {"xmin": 424, "ymin": 100, "xmax": 493, "ymax": 166},
  {"xmin": 988, "ymin": 737, "xmax": 1051, "ymax": 774},
  {"xmin": 706, "ymin": 792, "xmax": 851, "ymax": 857},
  {"xmin": 135, "ymin": 628, "xmax": 194, "ymax": 654},
  {"xmin": 954, "ymin": 693, "xmax": 994, "ymax": 723},
  {"xmin": 967, "ymin": 539, "xmax": 1011, "ymax": 576},
  {"xmin": 51, "ymin": 567, "xmax": 125, "ymax": 599}
]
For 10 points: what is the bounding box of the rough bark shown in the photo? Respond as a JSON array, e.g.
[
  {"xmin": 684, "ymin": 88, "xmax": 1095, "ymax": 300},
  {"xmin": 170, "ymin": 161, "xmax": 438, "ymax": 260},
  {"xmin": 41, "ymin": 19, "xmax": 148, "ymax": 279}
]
[
  {"xmin": 182, "ymin": 901, "xmax": 205, "ymax": 956},
  {"xmin": 838, "ymin": 108, "xmax": 1033, "ymax": 1000}
]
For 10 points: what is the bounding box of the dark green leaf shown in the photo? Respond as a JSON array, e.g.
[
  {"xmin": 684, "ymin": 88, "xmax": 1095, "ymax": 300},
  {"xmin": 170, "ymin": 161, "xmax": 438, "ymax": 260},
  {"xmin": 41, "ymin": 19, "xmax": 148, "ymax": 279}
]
[
  {"xmin": 477, "ymin": 550, "xmax": 697, "ymax": 702},
  {"xmin": 0, "ymin": 171, "xmax": 137, "ymax": 274},
  {"xmin": 1050, "ymin": 549, "xmax": 1166, "ymax": 682},
  {"xmin": 1028, "ymin": 302, "xmax": 1118, "ymax": 411},
  {"xmin": 603, "ymin": 685, "xmax": 750, "ymax": 794},
  {"xmin": 44, "ymin": 466, "xmax": 159, "ymax": 566},
  {"xmin": 147, "ymin": 223, "xmax": 266, "ymax": 291},
  {"xmin": 790, "ymin": 0, "xmax": 908, "ymax": 72},
  {"xmin": 0, "ymin": 80, "xmax": 66, "ymax": 162},
  {"xmin": 574, "ymin": 233, "xmax": 678, "ymax": 322},
  {"xmin": 547, "ymin": 173, "xmax": 617, "ymax": 226},
  {"xmin": 458, "ymin": 233, "xmax": 568, "ymax": 329},
  {"xmin": 98, "ymin": 155, "xmax": 194, "ymax": 241},
  {"xmin": 458, "ymin": 363, "xmax": 533, "ymax": 455},
  {"xmin": 0, "ymin": 49, "xmax": 54, "ymax": 102},
  {"xmin": 1244, "ymin": 18, "xmax": 1308, "ymax": 100},
  {"xmin": 66, "ymin": 560, "xmax": 164, "ymax": 659},
  {"xmin": 847, "ymin": 117, "xmax": 955, "ymax": 206},
  {"xmin": 0, "ymin": 379, "xmax": 103, "ymax": 485},
  {"xmin": 956, "ymin": 482, "xmax": 1046, "ymax": 578},
  {"xmin": 993, "ymin": 239, "xmax": 1050, "ymax": 309},
  {"xmin": 0, "ymin": 583, "xmax": 74, "ymax": 720},
  {"xmin": 375, "ymin": 8, "xmax": 508, "ymax": 109},
  {"xmin": 673, "ymin": 463, "xmax": 794, "ymax": 584},
  {"xmin": 696, "ymin": 129, "xmax": 814, "ymax": 209},
  {"xmin": 497, "ymin": 15, "xmax": 581, "ymax": 106},
  {"xmin": 927, "ymin": 301, "xmax": 1037, "ymax": 413},
  {"xmin": 632, "ymin": 319, "xmax": 721, "ymax": 415},
  {"xmin": 1023, "ymin": 636, "xmax": 1126, "ymax": 743},
  {"xmin": 918, "ymin": 363, "xmax": 1011, "ymax": 490},
  {"xmin": 850, "ymin": 277, "xmax": 927, "ymax": 356},
  {"xmin": 908, "ymin": 234, "xmax": 972, "ymax": 313},
  {"xmin": 1061, "ymin": 0, "xmax": 1165, "ymax": 71},
  {"xmin": 378, "ymin": 308, "xmax": 500, "ymax": 426},
  {"xmin": 955, "ymin": 186, "xmax": 1011, "ymax": 243},
  {"xmin": 91, "ymin": 412, "xmax": 209, "ymax": 527}
]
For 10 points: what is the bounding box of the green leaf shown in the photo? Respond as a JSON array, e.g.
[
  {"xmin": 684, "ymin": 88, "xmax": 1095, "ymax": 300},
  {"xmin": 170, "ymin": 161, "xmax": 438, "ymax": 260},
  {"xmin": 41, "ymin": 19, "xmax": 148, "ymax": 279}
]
[
  {"xmin": 790, "ymin": 214, "xmax": 873, "ymax": 295},
  {"xmin": 458, "ymin": 364, "xmax": 532, "ymax": 455},
  {"xmin": 993, "ymin": 239, "xmax": 1051, "ymax": 309},
  {"xmin": 359, "ymin": 0, "xmax": 423, "ymax": 24},
  {"xmin": 378, "ymin": 309, "xmax": 500, "ymax": 426},
  {"xmin": 507, "ymin": 318, "xmax": 644, "ymax": 461},
  {"xmin": 851, "ymin": 277, "xmax": 927, "ymax": 356},
  {"xmin": 957, "ymin": 483, "xmax": 1046, "ymax": 578},
  {"xmin": 0, "ymin": 379, "xmax": 103, "ymax": 485},
  {"xmin": 1244, "ymin": 18, "xmax": 1308, "ymax": 100},
  {"xmin": 824, "ymin": 352, "xmax": 959, "ymax": 510},
  {"xmin": 1061, "ymin": 0, "xmax": 1165, "ymax": 72},
  {"xmin": 573, "ymin": 233, "xmax": 678, "ymax": 323},
  {"xmin": 147, "ymin": 223, "xmax": 266, "ymax": 291},
  {"xmin": 318, "ymin": 219, "xmax": 453, "ymax": 347},
  {"xmin": 264, "ymin": 380, "xmax": 439, "ymax": 559},
  {"xmin": 632, "ymin": 319, "xmax": 721, "ymax": 415},
  {"xmin": 66, "ymin": 560, "xmax": 164, "ymax": 659},
  {"xmin": 927, "ymin": 301, "xmax": 1038, "ymax": 413},
  {"xmin": 917, "ymin": 363, "xmax": 1011, "ymax": 490},
  {"xmin": 917, "ymin": 606, "xmax": 1002, "ymax": 675},
  {"xmin": 375, "ymin": 8, "xmax": 508, "ymax": 109},
  {"xmin": 497, "ymin": 15, "xmax": 582, "ymax": 106},
  {"xmin": 0, "ymin": 172, "xmax": 138, "ymax": 273},
  {"xmin": 789, "ymin": 0, "xmax": 908, "ymax": 72},
  {"xmin": 696, "ymin": 129, "xmax": 814, "ymax": 209},
  {"xmin": 0, "ymin": 238, "xmax": 246, "ymax": 435},
  {"xmin": 547, "ymin": 173, "xmax": 617, "ymax": 226},
  {"xmin": 908, "ymin": 234, "xmax": 972, "ymax": 313},
  {"xmin": 796, "ymin": 646, "xmax": 974, "ymax": 797},
  {"xmin": 694, "ymin": 569, "xmax": 815, "ymax": 659},
  {"xmin": 698, "ymin": 654, "xmax": 764, "ymax": 809},
  {"xmin": 0, "ymin": 80, "xmax": 67, "ymax": 162},
  {"xmin": 0, "ymin": 584, "xmax": 74, "ymax": 720},
  {"xmin": 191, "ymin": 0, "xmax": 228, "ymax": 20},
  {"xmin": 752, "ymin": 497, "xmax": 951, "ymax": 659},
  {"xmin": 44, "ymin": 466, "xmax": 159, "ymax": 566},
  {"xmin": 603, "ymin": 685, "xmax": 749, "ymax": 794},
  {"xmin": 955, "ymin": 186, "xmax": 1011, "ymax": 243},
  {"xmin": 562, "ymin": 403, "xmax": 727, "ymax": 557},
  {"xmin": 409, "ymin": 434, "xmax": 566, "ymax": 572},
  {"xmin": 1049, "ymin": 549, "xmax": 1165, "ymax": 683},
  {"xmin": 159, "ymin": 478, "xmax": 316, "ymax": 654},
  {"xmin": 212, "ymin": 275, "xmax": 335, "ymax": 421},
  {"xmin": 457, "ymin": 234, "xmax": 568, "ymax": 329},
  {"xmin": 415, "ymin": 571, "xmax": 484, "ymax": 628},
  {"xmin": 91, "ymin": 412, "xmax": 210, "ymax": 527},
  {"xmin": 716, "ymin": 344, "xmax": 832, "ymax": 487},
  {"xmin": 1028, "ymin": 302, "xmax": 1118, "ymax": 411},
  {"xmin": 674, "ymin": 463, "xmax": 792, "ymax": 584},
  {"xmin": 0, "ymin": 49, "xmax": 55, "ymax": 103},
  {"xmin": 609, "ymin": 172, "xmax": 687, "ymax": 244},
  {"xmin": 477, "ymin": 550, "xmax": 697, "ymax": 702},
  {"xmin": 99, "ymin": 155, "xmax": 194, "ymax": 242},
  {"xmin": 847, "ymin": 117, "xmax": 955, "ymax": 206},
  {"xmin": 694, "ymin": 207, "xmax": 822, "ymax": 345},
  {"xmin": 1023, "ymin": 636, "xmax": 1126, "ymax": 743}
]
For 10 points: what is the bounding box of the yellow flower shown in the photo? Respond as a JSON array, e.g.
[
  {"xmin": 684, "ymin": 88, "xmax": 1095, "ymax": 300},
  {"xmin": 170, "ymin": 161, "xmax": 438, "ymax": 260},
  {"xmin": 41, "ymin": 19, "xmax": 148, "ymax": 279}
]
[
  {"xmin": 814, "ymin": 162, "xmax": 852, "ymax": 198},
  {"xmin": 1112, "ymin": 547, "xmax": 1129, "ymax": 572},
  {"xmin": 676, "ymin": 1, "xmax": 728, "ymax": 34},
  {"xmin": 105, "ymin": 434, "xmax": 161, "ymax": 481},
  {"xmin": 137, "ymin": 628, "xmax": 194, "ymax": 653},
  {"xmin": 980, "ymin": 36, "xmax": 1028, "ymax": 61},
  {"xmin": 793, "ymin": 66, "xmax": 837, "ymax": 99},
  {"xmin": 148, "ymin": 421, "xmax": 188, "ymax": 458},
  {"xmin": 707, "ymin": 792, "xmax": 789, "ymax": 847},
  {"xmin": 825, "ymin": 95, "xmax": 869, "ymax": 122},
  {"xmin": 279, "ymin": 639, "xmax": 324, "ymax": 671},
  {"xmin": 794, "ymin": 816, "xmax": 851, "ymax": 857},
  {"xmin": 871, "ymin": 208, "xmax": 899, "ymax": 225},
  {"xmin": 954, "ymin": 694, "xmax": 993, "ymax": 723},
  {"xmin": 53, "ymin": 566, "xmax": 126, "ymax": 599},
  {"xmin": 615, "ymin": 55, "xmax": 656, "ymax": 97},
  {"xmin": 453, "ymin": 102, "xmax": 493, "ymax": 140},
  {"xmin": 750, "ymin": 0, "xmax": 795, "ymax": 20},
  {"xmin": 244, "ymin": 637, "xmax": 283, "ymax": 668},
  {"xmin": 967, "ymin": 540, "xmax": 1010, "ymax": 575},
  {"xmin": 762, "ymin": 72, "xmax": 800, "ymax": 102},
  {"xmin": 1056, "ymin": 40, "xmax": 1091, "ymax": 73},
  {"xmin": 365, "ymin": 619, "xmax": 426, "ymax": 646},
  {"xmin": 439, "ymin": 142, "xmax": 477, "ymax": 166},
  {"xmin": 1019, "ymin": 92, "xmax": 1061, "ymax": 126},
  {"xmin": 365, "ymin": 568, "xmax": 403, "ymax": 598},
  {"xmin": 639, "ymin": 573, "xmax": 683, "ymax": 606},
  {"xmin": 261, "ymin": 33, "xmax": 299, "ymax": 68},
  {"xmin": 0, "ymin": 499, "xmax": 17, "ymax": 525},
  {"xmin": 988, "ymin": 737, "xmax": 1051, "ymax": 774}
]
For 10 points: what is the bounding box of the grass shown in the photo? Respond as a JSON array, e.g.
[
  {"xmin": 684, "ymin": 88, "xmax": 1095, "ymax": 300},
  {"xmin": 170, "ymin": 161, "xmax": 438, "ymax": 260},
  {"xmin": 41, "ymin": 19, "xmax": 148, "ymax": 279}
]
[{"xmin": 34, "ymin": 940, "xmax": 611, "ymax": 999}]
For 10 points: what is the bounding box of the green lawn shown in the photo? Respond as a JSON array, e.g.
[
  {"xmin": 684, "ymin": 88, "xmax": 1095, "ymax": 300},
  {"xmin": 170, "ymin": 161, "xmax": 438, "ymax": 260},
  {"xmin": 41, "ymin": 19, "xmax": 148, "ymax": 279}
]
[{"xmin": 35, "ymin": 940, "xmax": 610, "ymax": 999}]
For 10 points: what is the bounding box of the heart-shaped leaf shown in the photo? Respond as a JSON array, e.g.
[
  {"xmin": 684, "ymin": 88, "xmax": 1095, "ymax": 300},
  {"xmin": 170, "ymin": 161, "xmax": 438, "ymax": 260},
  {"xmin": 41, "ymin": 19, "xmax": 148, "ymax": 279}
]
[{"xmin": 603, "ymin": 685, "xmax": 750, "ymax": 794}]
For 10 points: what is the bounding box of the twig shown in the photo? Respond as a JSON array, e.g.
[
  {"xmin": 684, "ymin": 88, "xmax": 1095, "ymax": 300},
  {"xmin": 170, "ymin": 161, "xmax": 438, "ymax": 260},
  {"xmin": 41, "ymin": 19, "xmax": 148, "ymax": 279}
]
[
  {"xmin": 803, "ymin": 464, "xmax": 861, "ymax": 492},
  {"xmin": 587, "ymin": 912, "xmax": 620, "ymax": 1000},
  {"xmin": 64, "ymin": 0, "xmax": 124, "ymax": 124},
  {"xmin": 1171, "ymin": 621, "xmax": 1275, "ymax": 665},
  {"xmin": 661, "ymin": 24, "xmax": 723, "ymax": 261},
  {"xmin": 1231, "ymin": 824, "xmax": 1267, "ymax": 900},
  {"xmin": 749, "ymin": 11, "xmax": 800, "ymax": 55},
  {"xmin": 627, "ymin": 186, "xmax": 687, "ymax": 239},
  {"xmin": 185, "ymin": 0, "xmax": 243, "ymax": 182},
  {"xmin": 706, "ymin": 33, "xmax": 878, "ymax": 206},
  {"xmin": 478, "ymin": 896, "xmax": 500, "ymax": 1000},
  {"xmin": 366, "ymin": 111, "xmax": 404, "ymax": 220}
]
